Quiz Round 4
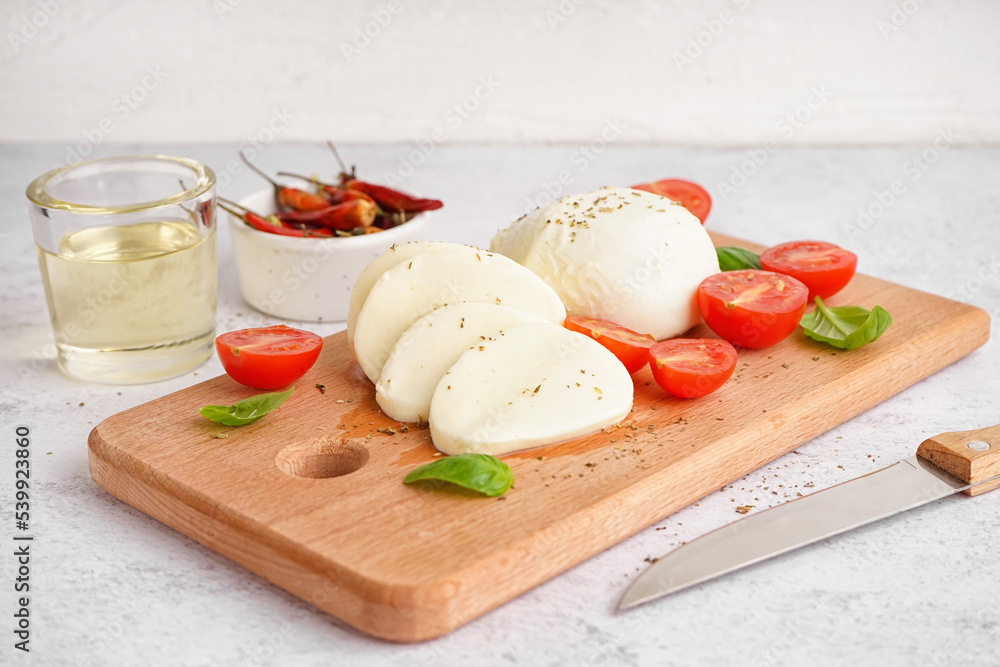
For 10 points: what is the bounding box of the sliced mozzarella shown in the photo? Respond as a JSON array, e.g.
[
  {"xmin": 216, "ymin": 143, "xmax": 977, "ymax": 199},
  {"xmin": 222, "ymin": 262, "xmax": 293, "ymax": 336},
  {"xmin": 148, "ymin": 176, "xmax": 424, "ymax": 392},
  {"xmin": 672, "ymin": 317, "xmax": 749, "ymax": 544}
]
[
  {"xmin": 428, "ymin": 322, "xmax": 633, "ymax": 456},
  {"xmin": 346, "ymin": 241, "xmax": 471, "ymax": 347},
  {"xmin": 353, "ymin": 247, "xmax": 567, "ymax": 383},
  {"xmin": 489, "ymin": 186, "xmax": 720, "ymax": 340},
  {"xmin": 376, "ymin": 303, "xmax": 548, "ymax": 423}
]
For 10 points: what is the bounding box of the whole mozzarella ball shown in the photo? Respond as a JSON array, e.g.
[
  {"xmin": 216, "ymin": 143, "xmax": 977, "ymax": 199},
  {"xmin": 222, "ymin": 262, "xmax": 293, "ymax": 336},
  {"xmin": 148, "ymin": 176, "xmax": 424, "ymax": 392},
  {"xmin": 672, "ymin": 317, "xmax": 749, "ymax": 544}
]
[{"xmin": 489, "ymin": 186, "xmax": 719, "ymax": 340}]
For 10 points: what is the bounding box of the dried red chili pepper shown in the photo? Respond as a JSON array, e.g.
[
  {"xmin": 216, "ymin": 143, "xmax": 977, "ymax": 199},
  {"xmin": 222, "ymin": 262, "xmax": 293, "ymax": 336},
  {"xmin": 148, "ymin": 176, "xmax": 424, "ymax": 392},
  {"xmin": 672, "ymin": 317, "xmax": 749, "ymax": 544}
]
[
  {"xmin": 321, "ymin": 185, "xmax": 376, "ymax": 207},
  {"xmin": 325, "ymin": 142, "xmax": 444, "ymax": 213},
  {"xmin": 240, "ymin": 151, "xmax": 329, "ymax": 212},
  {"xmin": 277, "ymin": 198, "xmax": 377, "ymax": 231},
  {"xmin": 248, "ymin": 212, "xmax": 333, "ymax": 237},
  {"xmin": 219, "ymin": 200, "xmax": 333, "ymax": 238},
  {"xmin": 341, "ymin": 179, "xmax": 444, "ymax": 214},
  {"xmin": 274, "ymin": 171, "xmax": 378, "ymax": 209},
  {"xmin": 277, "ymin": 187, "xmax": 329, "ymax": 212}
]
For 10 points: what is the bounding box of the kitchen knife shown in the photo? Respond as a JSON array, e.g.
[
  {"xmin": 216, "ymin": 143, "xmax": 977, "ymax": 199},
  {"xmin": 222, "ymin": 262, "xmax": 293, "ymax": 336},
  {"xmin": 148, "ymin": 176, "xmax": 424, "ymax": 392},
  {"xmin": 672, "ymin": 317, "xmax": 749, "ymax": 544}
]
[{"xmin": 618, "ymin": 425, "xmax": 1000, "ymax": 610}]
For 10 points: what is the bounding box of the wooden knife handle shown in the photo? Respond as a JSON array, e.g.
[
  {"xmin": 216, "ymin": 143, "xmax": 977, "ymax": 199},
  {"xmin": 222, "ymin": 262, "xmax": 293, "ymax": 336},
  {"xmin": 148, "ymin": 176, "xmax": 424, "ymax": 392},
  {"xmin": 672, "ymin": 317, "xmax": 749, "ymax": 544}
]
[{"xmin": 916, "ymin": 425, "xmax": 1000, "ymax": 496}]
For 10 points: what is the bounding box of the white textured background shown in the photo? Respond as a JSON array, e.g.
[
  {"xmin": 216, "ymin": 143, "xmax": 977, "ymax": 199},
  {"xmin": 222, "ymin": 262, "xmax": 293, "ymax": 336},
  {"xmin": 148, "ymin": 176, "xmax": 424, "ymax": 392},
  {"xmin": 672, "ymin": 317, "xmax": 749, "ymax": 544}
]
[
  {"xmin": 2, "ymin": 144, "xmax": 998, "ymax": 666},
  {"xmin": 1, "ymin": 0, "xmax": 999, "ymax": 146}
]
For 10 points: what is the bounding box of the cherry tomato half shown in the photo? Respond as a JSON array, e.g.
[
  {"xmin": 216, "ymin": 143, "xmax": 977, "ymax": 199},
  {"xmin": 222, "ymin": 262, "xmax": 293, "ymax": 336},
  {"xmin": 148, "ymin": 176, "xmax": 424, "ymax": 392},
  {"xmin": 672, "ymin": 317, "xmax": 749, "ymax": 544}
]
[
  {"xmin": 760, "ymin": 240, "xmax": 858, "ymax": 300},
  {"xmin": 216, "ymin": 325, "xmax": 323, "ymax": 390},
  {"xmin": 698, "ymin": 270, "xmax": 809, "ymax": 349},
  {"xmin": 565, "ymin": 316, "xmax": 657, "ymax": 374},
  {"xmin": 630, "ymin": 179, "xmax": 712, "ymax": 223},
  {"xmin": 648, "ymin": 338, "xmax": 737, "ymax": 399}
]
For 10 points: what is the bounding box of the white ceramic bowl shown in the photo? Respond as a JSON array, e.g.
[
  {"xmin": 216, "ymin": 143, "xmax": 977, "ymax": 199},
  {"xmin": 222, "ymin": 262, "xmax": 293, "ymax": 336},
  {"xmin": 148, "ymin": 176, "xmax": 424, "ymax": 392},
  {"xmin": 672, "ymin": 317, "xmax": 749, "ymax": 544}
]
[{"xmin": 229, "ymin": 188, "xmax": 432, "ymax": 322}]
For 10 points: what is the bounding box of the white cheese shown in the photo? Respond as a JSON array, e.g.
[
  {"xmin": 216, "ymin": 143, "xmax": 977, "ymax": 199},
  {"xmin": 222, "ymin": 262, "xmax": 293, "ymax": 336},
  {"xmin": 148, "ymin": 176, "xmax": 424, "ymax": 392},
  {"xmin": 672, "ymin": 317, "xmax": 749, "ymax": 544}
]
[
  {"xmin": 428, "ymin": 322, "xmax": 633, "ymax": 456},
  {"xmin": 489, "ymin": 186, "xmax": 720, "ymax": 340},
  {"xmin": 375, "ymin": 303, "xmax": 548, "ymax": 423},
  {"xmin": 353, "ymin": 247, "xmax": 566, "ymax": 383},
  {"xmin": 346, "ymin": 241, "xmax": 470, "ymax": 347}
]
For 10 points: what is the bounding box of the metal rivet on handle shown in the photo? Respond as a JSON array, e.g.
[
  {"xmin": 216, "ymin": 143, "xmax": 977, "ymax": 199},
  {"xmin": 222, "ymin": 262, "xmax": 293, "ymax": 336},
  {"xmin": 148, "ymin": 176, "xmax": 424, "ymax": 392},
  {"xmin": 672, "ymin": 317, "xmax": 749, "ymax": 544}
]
[{"xmin": 968, "ymin": 440, "xmax": 991, "ymax": 451}]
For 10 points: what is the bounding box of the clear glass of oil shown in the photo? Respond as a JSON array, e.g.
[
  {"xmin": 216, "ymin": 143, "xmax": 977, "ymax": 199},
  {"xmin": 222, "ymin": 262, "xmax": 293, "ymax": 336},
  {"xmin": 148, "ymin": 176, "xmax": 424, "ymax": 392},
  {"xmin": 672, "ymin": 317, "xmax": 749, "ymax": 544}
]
[{"xmin": 26, "ymin": 155, "xmax": 218, "ymax": 384}]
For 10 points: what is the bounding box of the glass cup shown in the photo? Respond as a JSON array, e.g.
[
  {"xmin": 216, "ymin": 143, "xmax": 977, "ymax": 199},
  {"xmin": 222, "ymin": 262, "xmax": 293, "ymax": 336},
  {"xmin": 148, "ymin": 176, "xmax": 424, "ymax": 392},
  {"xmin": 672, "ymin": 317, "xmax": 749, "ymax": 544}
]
[{"xmin": 26, "ymin": 155, "xmax": 218, "ymax": 384}]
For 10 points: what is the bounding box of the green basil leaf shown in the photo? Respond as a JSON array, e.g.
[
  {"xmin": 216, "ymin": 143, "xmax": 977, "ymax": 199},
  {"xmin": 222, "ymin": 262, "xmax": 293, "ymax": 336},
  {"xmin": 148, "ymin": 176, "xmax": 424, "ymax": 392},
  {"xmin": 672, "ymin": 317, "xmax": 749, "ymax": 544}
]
[
  {"xmin": 800, "ymin": 297, "xmax": 893, "ymax": 350},
  {"xmin": 403, "ymin": 453, "xmax": 513, "ymax": 497},
  {"xmin": 199, "ymin": 387, "xmax": 295, "ymax": 426},
  {"xmin": 716, "ymin": 246, "xmax": 761, "ymax": 271}
]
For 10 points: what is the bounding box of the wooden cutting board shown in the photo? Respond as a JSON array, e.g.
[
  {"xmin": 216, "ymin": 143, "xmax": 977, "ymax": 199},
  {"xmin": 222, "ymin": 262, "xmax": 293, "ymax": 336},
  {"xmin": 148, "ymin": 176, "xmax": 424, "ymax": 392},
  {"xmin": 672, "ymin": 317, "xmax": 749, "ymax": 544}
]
[{"xmin": 88, "ymin": 233, "xmax": 990, "ymax": 642}]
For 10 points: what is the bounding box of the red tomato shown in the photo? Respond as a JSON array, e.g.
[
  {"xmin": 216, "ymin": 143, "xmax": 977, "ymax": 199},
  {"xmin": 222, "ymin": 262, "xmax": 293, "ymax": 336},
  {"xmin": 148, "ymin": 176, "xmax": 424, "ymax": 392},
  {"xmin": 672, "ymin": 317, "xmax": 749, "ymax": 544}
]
[
  {"xmin": 760, "ymin": 240, "xmax": 858, "ymax": 300},
  {"xmin": 216, "ymin": 325, "xmax": 323, "ymax": 390},
  {"xmin": 565, "ymin": 316, "xmax": 656, "ymax": 374},
  {"xmin": 630, "ymin": 179, "xmax": 712, "ymax": 223},
  {"xmin": 648, "ymin": 338, "xmax": 737, "ymax": 399},
  {"xmin": 697, "ymin": 270, "xmax": 809, "ymax": 349}
]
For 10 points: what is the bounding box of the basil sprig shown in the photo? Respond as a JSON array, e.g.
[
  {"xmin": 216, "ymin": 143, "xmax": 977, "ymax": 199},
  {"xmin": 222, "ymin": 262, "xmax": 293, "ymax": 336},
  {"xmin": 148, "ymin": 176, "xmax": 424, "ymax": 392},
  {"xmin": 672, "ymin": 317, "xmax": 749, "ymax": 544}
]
[
  {"xmin": 716, "ymin": 246, "xmax": 761, "ymax": 271},
  {"xmin": 199, "ymin": 387, "xmax": 294, "ymax": 426},
  {"xmin": 403, "ymin": 453, "xmax": 514, "ymax": 497},
  {"xmin": 800, "ymin": 297, "xmax": 893, "ymax": 350}
]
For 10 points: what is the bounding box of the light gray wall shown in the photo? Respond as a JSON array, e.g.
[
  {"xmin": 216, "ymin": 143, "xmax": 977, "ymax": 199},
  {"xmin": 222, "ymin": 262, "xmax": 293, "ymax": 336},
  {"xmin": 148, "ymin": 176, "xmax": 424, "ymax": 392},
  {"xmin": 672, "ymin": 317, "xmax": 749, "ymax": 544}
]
[{"xmin": 2, "ymin": 0, "xmax": 997, "ymax": 146}]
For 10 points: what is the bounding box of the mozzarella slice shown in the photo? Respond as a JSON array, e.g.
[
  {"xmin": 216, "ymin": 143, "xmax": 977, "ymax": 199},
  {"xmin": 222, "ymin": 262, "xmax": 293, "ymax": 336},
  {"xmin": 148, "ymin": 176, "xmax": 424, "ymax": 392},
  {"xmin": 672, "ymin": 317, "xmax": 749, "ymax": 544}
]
[
  {"xmin": 376, "ymin": 303, "xmax": 549, "ymax": 423},
  {"xmin": 428, "ymin": 322, "xmax": 633, "ymax": 456},
  {"xmin": 353, "ymin": 247, "xmax": 567, "ymax": 383},
  {"xmin": 346, "ymin": 241, "xmax": 471, "ymax": 347}
]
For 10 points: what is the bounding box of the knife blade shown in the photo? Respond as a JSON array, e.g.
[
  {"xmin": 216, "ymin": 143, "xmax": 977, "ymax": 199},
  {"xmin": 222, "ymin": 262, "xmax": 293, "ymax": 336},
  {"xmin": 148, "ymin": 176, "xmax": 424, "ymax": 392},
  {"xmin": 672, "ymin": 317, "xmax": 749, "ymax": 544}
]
[{"xmin": 618, "ymin": 424, "xmax": 1000, "ymax": 611}]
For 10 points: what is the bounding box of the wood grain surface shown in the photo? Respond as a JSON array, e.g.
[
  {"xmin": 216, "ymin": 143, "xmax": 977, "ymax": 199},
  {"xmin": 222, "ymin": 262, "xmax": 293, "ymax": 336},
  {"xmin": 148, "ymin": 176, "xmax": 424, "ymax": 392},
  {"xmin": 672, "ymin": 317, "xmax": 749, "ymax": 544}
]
[
  {"xmin": 88, "ymin": 233, "xmax": 991, "ymax": 642},
  {"xmin": 917, "ymin": 424, "xmax": 1000, "ymax": 496}
]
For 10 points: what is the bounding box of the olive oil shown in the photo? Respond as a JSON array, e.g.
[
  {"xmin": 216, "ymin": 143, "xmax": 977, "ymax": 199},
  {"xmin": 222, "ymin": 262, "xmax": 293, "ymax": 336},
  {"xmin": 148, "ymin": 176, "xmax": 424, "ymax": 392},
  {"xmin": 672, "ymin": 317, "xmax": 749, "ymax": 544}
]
[{"xmin": 36, "ymin": 220, "xmax": 216, "ymax": 383}]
